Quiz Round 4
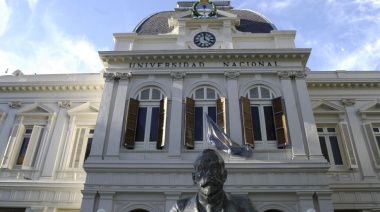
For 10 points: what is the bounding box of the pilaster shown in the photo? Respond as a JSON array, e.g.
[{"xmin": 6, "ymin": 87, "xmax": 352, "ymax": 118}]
[
  {"xmin": 98, "ymin": 192, "xmax": 115, "ymax": 212},
  {"xmin": 297, "ymin": 191, "xmax": 315, "ymax": 212},
  {"xmin": 0, "ymin": 104, "xmax": 18, "ymax": 158},
  {"xmin": 225, "ymin": 72, "xmax": 243, "ymax": 144},
  {"xmin": 80, "ymin": 191, "xmax": 97, "ymax": 212},
  {"xmin": 105, "ymin": 72, "xmax": 132, "ymax": 160},
  {"xmin": 168, "ymin": 72, "xmax": 185, "ymax": 157},
  {"xmin": 165, "ymin": 192, "xmax": 181, "ymax": 211},
  {"xmin": 316, "ymin": 191, "xmax": 334, "ymax": 212}
]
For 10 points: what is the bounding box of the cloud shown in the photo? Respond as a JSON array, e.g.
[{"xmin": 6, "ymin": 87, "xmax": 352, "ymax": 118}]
[
  {"xmin": 0, "ymin": 0, "xmax": 12, "ymax": 37},
  {"xmin": 27, "ymin": 0, "xmax": 39, "ymax": 11}
]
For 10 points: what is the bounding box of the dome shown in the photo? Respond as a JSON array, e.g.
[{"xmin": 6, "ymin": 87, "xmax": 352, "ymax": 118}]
[{"xmin": 133, "ymin": 8, "xmax": 277, "ymax": 35}]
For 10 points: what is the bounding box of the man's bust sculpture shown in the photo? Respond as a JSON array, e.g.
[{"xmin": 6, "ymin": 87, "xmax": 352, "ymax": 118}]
[{"xmin": 170, "ymin": 149, "xmax": 257, "ymax": 212}]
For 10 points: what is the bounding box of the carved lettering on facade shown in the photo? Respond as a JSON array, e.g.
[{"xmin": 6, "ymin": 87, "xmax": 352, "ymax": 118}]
[{"xmin": 128, "ymin": 61, "xmax": 279, "ymax": 69}]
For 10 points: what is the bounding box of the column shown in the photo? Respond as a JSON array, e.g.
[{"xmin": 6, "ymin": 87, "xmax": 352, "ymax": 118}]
[
  {"xmin": 316, "ymin": 191, "xmax": 334, "ymax": 212},
  {"xmin": 88, "ymin": 73, "xmax": 116, "ymax": 161},
  {"xmin": 279, "ymin": 72, "xmax": 307, "ymax": 159},
  {"xmin": 225, "ymin": 72, "xmax": 243, "ymax": 143},
  {"xmin": 165, "ymin": 192, "xmax": 181, "ymax": 211},
  {"xmin": 98, "ymin": 192, "xmax": 115, "ymax": 212},
  {"xmin": 0, "ymin": 102, "xmax": 20, "ymax": 158},
  {"xmin": 80, "ymin": 191, "xmax": 97, "ymax": 212},
  {"xmin": 342, "ymin": 98, "xmax": 376, "ymax": 179},
  {"xmin": 40, "ymin": 101, "xmax": 70, "ymax": 179},
  {"xmin": 295, "ymin": 73, "xmax": 325, "ymax": 160},
  {"xmin": 105, "ymin": 73, "xmax": 131, "ymax": 160},
  {"xmin": 297, "ymin": 191, "xmax": 315, "ymax": 212},
  {"xmin": 168, "ymin": 72, "xmax": 185, "ymax": 157}
]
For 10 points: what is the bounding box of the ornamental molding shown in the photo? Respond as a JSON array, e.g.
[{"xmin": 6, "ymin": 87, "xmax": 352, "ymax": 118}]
[
  {"xmin": 225, "ymin": 72, "xmax": 240, "ymax": 79},
  {"xmin": 8, "ymin": 101, "xmax": 22, "ymax": 109},
  {"xmin": 103, "ymin": 72, "xmax": 132, "ymax": 81},
  {"xmin": 58, "ymin": 101, "xmax": 72, "ymax": 109},
  {"xmin": 307, "ymin": 82, "xmax": 380, "ymax": 89},
  {"xmin": 171, "ymin": 72, "xmax": 186, "ymax": 79},
  {"xmin": 341, "ymin": 99, "xmax": 356, "ymax": 107},
  {"xmin": 278, "ymin": 71, "xmax": 307, "ymax": 79},
  {"xmin": 0, "ymin": 84, "xmax": 103, "ymax": 92}
]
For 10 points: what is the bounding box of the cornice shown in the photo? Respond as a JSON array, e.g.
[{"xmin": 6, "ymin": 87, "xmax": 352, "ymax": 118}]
[
  {"xmin": 307, "ymin": 81, "xmax": 380, "ymax": 89},
  {"xmin": 0, "ymin": 84, "xmax": 104, "ymax": 93}
]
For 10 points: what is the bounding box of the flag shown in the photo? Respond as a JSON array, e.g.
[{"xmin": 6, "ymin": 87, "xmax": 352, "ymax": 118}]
[{"xmin": 205, "ymin": 113, "xmax": 253, "ymax": 158}]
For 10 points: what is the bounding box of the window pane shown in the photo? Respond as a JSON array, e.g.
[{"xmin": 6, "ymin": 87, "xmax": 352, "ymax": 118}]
[
  {"xmin": 261, "ymin": 87, "xmax": 270, "ymax": 99},
  {"xmin": 195, "ymin": 88, "xmax": 204, "ymax": 99},
  {"xmin": 25, "ymin": 129, "xmax": 33, "ymax": 134},
  {"xmin": 251, "ymin": 106, "xmax": 262, "ymax": 141},
  {"xmin": 17, "ymin": 138, "xmax": 30, "ymax": 165},
  {"xmin": 140, "ymin": 89, "xmax": 150, "ymax": 100},
  {"xmin": 317, "ymin": 128, "xmax": 323, "ymax": 133},
  {"xmin": 329, "ymin": 136, "xmax": 343, "ymax": 165},
  {"xmin": 376, "ymin": 136, "xmax": 380, "ymax": 150},
  {"xmin": 195, "ymin": 107, "xmax": 203, "ymax": 141},
  {"xmin": 319, "ymin": 137, "xmax": 330, "ymax": 163},
  {"xmin": 208, "ymin": 107, "xmax": 217, "ymax": 123},
  {"xmin": 89, "ymin": 129, "xmax": 95, "ymax": 134},
  {"xmin": 149, "ymin": 107, "xmax": 160, "ymax": 142},
  {"xmin": 152, "ymin": 89, "xmax": 161, "ymax": 100},
  {"xmin": 84, "ymin": 138, "xmax": 92, "ymax": 161},
  {"xmin": 327, "ymin": 128, "xmax": 336, "ymax": 133},
  {"xmin": 264, "ymin": 106, "xmax": 276, "ymax": 141},
  {"xmin": 135, "ymin": 108, "xmax": 147, "ymax": 141},
  {"xmin": 206, "ymin": 88, "xmax": 215, "ymax": 99},
  {"xmin": 250, "ymin": 87, "xmax": 259, "ymax": 99},
  {"xmin": 373, "ymin": 128, "xmax": 380, "ymax": 133}
]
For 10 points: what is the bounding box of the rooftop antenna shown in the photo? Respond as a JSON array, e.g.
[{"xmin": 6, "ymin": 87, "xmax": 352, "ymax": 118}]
[{"xmin": 5, "ymin": 68, "xmax": 8, "ymax": 74}]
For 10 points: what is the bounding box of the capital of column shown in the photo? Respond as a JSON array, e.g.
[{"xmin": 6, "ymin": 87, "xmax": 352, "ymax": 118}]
[
  {"xmin": 171, "ymin": 72, "xmax": 186, "ymax": 79},
  {"xmin": 225, "ymin": 72, "xmax": 240, "ymax": 79},
  {"xmin": 341, "ymin": 98, "xmax": 356, "ymax": 106},
  {"xmin": 103, "ymin": 72, "xmax": 132, "ymax": 81},
  {"xmin": 58, "ymin": 101, "xmax": 72, "ymax": 109},
  {"xmin": 278, "ymin": 71, "xmax": 307, "ymax": 79},
  {"xmin": 8, "ymin": 101, "xmax": 22, "ymax": 109}
]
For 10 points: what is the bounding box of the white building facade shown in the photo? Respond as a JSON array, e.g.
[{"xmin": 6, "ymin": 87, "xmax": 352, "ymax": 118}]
[{"xmin": 0, "ymin": 1, "xmax": 379, "ymax": 212}]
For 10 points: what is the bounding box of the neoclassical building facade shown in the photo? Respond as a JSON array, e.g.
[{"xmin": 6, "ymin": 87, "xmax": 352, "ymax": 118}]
[{"xmin": 0, "ymin": 1, "xmax": 379, "ymax": 212}]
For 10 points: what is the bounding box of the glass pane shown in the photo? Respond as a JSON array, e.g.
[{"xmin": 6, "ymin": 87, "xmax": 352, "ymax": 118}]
[
  {"xmin": 195, "ymin": 88, "xmax": 204, "ymax": 99},
  {"xmin": 208, "ymin": 107, "xmax": 217, "ymax": 123},
  {"xmin": 329, "ymin": 136, "xmax": 343, "ymax": 165},
  {"xmin": 135, "ymin": 108, "xmax": 147, "ymax": 142},
  {"xmin": 373, "ymin": 128, "xmax": 380, "ymax": 133},
  {"xmin": 195, "ymin": 107, "xmax": 203, "ymax": 141},
  {"xmin": 250, "ymin": 87, "xmax": 259, "ymax": 99},
  {"xmin": 149, "ymin": 107, "xmax": 160, "ymax": 142},
  {"xmin": 264, "ymin": 106, "xmax": 276, "ymax": 141},
  {"xmin": 319, "ymin": 137, "xmax": 330, "ymax": 163},
  {"xmin": 84, "ymin": 138, "xmax": 92, "ymax": 161},
  {"xmin": 376, "ymin": 136, "xmax": 380, "ymax": 150},
  {"xmin": 152, "ymin": 89, "xmax": 161, "ymax": 100},
  {"xmin": 251, "ymin": 106, "xmax": 262, "ymax": 141},
  {"xmin": 25, "ymin": 129, "xmax": 33, "ymax": 134},
  {"xmin": 317, "ymin": 128, "xmax": 323, "ymax": 133},
  {"xmin": 89, "ymin": 129, "xmax": 95, "ymax": 134},
  {"xmin": 327, "ymin": 128, "xmax": 336, "ymax": 133},
  {"xmin": 17, "ymin": 138, "xmax": 30, "ymax": 165},
  {"xmin": 261, "ymin": 87, "xmax": 270, "ymax": 99},
  {"xmin": 140, "ymin": 89, "xmax": 150, "ymax": 100},
  {"xmin": 206, "ymin": 88, "xmax": 215, "ymax": 99}
]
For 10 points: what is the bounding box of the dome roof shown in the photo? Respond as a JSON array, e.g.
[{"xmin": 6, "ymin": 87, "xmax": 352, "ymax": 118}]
[{"xmin": 133, "ymin": 9, "xmax": 277, "ymax": 35}]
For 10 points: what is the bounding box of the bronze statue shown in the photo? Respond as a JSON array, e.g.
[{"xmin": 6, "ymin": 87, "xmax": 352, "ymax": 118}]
[{"xmin": 170, "ymin": 149, "xmax": 257, "ymax": 212}]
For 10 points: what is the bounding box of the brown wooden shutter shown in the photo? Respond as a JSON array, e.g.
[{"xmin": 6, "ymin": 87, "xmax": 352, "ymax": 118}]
[
  {"xmin": 124, "ymin": 98, "xmax": 139, "ymax": 149},
  {"xmin": 185, "ymin": 97, "xmax": 195, "ymax": 149},
  {"xmin": 157, "ymin": 97, "xmax": 168, "ymax": 149},
  {"xmin": 217, "ymin": 97, "xmax": 227, "ymax": 133},
  {"xmin": 272, "ymin": 97, "xmax": 289, "ymax": 148},
  {"xmin": 240, "ymin": 96, "xmax": 254, "ymax": 147}
]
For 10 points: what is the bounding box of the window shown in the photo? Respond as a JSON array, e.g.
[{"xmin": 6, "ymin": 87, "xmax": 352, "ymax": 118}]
[
  {"xmin": 317, "ymin": 126, "xmax": 344, "ymax": 166},
  {"xmin": 364, "ymin": 123, "xmax": 380, "ymax": 168},
  {"xmin": 124, "ymin": 87, "xmax": 167, "ymax": 149},
  {"xmin": 241, "ymin": 86, "xmax": 287, "ymax": 149},
  {"xmin": 373, "ymin": 124, "xmax": 380, "ymax": 150},
  {"xmin": 69, "ymin": 127, "xmax": 94, "ymax": 168},
  {"xmin": 185, "ymin": 87, "xmax": 226, "ymax": 149}
]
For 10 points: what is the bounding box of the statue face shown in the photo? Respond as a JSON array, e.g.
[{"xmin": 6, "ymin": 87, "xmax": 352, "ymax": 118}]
[{"xmin": 193, "ymin": 154, "xmax": 226, "ymax": 196}]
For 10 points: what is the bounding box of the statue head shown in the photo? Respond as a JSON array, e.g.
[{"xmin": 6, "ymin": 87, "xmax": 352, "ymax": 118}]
[{"xmin": 192, "ymin": 149, "xmax": 227, "ymax": 196}]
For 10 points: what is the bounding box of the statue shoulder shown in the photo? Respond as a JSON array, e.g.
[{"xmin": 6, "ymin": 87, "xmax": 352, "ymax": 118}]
[{"xmin": 169, "ymin": 196, "xmax": 196, "ymax": 212}]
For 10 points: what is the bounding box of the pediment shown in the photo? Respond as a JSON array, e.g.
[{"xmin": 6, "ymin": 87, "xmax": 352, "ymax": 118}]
[
  {"xmin": 359, "ymin": 100, "xmax": 380, "ymax": 114},
  {"xmin": 16, "ymin": 102, "xmax": 55, "ymax": 117},
  {"xmin": 312, "ymin": 100, "xmax": 345, "ymax": 114},
  {"xmin": 68, "ymin": 102, "xmax": 99, "ymax": 117}
]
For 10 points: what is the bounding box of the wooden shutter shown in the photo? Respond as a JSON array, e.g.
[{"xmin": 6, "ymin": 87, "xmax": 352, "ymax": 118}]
[
  {"xmin": 22, "ymin": 126, "xmax": 44, "ymax": 168},
  {"xmin": 217, "ymin": 97, "xmax": 227, "ymax": 133},
  {"xmin": 1, "ymin": 124, "xmax": 24, "ymax": 169},
  {"xmin": 272, "ymin": 97, "xmax": 289, "ymax": 148},
  {"xmin": 124, "ymin": 98, "xmax": 139, "ymax": 149},
  {"xmin": 240, "ymin": 97, "xmax": 254, "ymax": 147},
  {"xmin": 69, "ymin": 128, "xmax": 86, "ymax": 168},
  {"xmin": 157, "ymin": 97, "xmax": 168, "ymax": 149},
  {"xmin": 185, "ymin": 97, "xmax": 195, "ymax": 149},
  {"xmin": 339, "ymin": 123, "xmax": 358, "ymax": 169},
  {"xmin": 364, "ymin": 123, "xmax": 380, "ymax": 167}
]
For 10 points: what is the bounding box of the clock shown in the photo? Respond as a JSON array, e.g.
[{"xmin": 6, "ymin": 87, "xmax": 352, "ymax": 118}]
[{"xmin": 194, "ymin": 32, "xmax": 216, "ymax": 48}]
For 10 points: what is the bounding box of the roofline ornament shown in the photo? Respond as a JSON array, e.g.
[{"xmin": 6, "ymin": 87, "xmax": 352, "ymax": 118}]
[{"xmin": 192, "ymin": 0, "xmax": 217, "ymax": 18}]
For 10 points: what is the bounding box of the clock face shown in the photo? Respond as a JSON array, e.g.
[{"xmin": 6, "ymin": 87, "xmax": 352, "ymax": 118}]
[{"xmin": 194, "ymin": 32, "xmax": 216, "ymax": 48}]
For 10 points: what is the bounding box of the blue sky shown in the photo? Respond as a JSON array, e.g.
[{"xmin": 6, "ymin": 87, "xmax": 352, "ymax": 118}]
[{"xmin": 1, "ymin": 0, "xmax": 380, "ymax": 75}]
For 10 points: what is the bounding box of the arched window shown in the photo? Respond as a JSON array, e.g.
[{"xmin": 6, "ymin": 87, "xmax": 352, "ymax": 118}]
[
  {"xmin": 124, "ymin": 87, "xmax": 168, "ymax": 150},
  {"xmin": 240, "ymin": 85, "xmax": 288, "ymax": 149},
  {"xmin": 185, "ymin": 86, "xmax": 226, "ymax": 149}
]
